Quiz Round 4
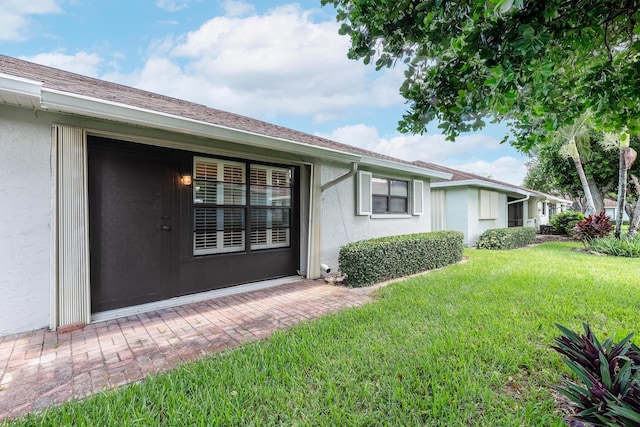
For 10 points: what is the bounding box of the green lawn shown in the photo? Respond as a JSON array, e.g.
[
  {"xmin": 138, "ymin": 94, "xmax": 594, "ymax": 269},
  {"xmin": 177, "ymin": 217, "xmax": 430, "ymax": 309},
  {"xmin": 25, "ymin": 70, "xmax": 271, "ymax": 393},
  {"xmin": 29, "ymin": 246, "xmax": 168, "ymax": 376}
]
[{"xmin": 5, "ymin": 242, "xmax": 640, "ymax": 426}]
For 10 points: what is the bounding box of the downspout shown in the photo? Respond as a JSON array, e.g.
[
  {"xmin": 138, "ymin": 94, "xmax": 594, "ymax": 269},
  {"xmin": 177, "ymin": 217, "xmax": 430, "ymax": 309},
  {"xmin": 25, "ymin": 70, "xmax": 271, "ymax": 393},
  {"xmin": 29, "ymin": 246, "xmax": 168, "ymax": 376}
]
[
  {"xmin": 321, "ymin": 162, "xmax": 358, "ymax": 192},
  {"xmin": 307, "ymin": 162, "xmax": 358, "ymax": 280}
]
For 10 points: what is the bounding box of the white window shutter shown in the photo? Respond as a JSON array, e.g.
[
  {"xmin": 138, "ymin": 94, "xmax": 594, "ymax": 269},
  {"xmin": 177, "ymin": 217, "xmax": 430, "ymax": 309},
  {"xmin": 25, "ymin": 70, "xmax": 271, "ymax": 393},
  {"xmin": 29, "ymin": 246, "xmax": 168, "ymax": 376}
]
[
  {"xmin": 412, "ymin": 180, "xmax": 424, "ymax": 215},
  {"xmin": 357, "ymin": 171, "xmax": 372, "ymax": 215}
]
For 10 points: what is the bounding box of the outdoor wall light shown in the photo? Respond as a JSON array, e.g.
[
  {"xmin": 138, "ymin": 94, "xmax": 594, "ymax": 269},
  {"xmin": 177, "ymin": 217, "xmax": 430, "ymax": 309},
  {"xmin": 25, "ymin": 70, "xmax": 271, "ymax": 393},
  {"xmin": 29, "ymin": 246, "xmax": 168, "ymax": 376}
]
[{"xmin": 181, "ymin": 173, "xmax": 193, "ymax": 186}]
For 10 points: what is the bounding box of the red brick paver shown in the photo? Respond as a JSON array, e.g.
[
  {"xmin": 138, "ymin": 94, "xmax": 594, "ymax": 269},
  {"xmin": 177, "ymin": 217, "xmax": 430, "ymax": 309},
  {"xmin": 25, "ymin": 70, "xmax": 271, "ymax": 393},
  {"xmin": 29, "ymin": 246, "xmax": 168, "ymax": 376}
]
[{"xmin": 0, "ymin": 280, "xmax": 371, "ymax": 421}]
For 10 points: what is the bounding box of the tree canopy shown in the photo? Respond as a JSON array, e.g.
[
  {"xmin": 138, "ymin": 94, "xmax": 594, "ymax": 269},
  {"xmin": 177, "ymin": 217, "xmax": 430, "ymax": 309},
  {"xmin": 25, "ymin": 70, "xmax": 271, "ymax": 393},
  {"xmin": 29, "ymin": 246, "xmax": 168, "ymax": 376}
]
[
  {"xmin": 523, "ymin": 131, "xmax": 640, "ymax": 210},
  {"xmin": 321, "ymin": 0, "xmax": 640, "ymax": 150}
]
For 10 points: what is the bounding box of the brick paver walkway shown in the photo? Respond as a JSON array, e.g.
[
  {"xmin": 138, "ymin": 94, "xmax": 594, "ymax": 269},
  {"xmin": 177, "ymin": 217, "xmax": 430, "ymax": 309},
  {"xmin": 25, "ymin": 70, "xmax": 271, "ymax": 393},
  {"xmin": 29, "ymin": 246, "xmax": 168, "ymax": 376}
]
[{"xmin": 0, "ymin": 280, "xmax": 372, "ymax": 421}]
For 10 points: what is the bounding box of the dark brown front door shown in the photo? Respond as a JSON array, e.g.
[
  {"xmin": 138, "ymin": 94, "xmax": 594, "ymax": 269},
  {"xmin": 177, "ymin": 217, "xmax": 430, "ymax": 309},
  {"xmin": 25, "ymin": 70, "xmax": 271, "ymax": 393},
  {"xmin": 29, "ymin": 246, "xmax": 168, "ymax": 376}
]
[{"xmin": 88, "ymin": 140, "xmax": 174, "ymax": 312}]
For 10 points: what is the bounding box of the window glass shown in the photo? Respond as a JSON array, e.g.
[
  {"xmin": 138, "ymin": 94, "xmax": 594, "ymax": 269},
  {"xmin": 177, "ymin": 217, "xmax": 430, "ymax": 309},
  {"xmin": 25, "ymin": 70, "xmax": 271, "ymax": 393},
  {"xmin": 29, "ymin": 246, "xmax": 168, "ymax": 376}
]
[
  {"xmin": 249, "ymin": 166, "xmax": 293, "ymax": 250},
  {"xmin": 389, "ymin": 197, "xmax": 408, "ymax": 213},
  {"xmin": 371, "ymin": 176, "xmax": 408, "ymax": 214},
  {"xmin": 372, "ymin": 195, "xmax": 388, "ymax": 213},
  {"xmin": 372, "ymin": 177, "xmax": 388, "ymax": 195},
  {"xmin": 390, "ymin": 180, "xmax": 408, "ymax": 197},
  {"xmin": 193, "ymin": 158, "xmax": 294, "ymax": 253}
]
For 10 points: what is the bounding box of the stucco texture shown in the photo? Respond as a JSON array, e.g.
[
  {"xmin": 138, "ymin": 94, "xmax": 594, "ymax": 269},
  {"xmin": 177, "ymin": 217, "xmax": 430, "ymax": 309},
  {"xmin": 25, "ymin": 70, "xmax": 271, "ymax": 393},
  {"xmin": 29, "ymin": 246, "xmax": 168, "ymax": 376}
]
[
  {"xmin": 319, "ymin": 163, "xmax": 432, "ymax": 271},
  {"xmin": 0, "ymin": 106, "xmax": 53, "ymax": 335}
]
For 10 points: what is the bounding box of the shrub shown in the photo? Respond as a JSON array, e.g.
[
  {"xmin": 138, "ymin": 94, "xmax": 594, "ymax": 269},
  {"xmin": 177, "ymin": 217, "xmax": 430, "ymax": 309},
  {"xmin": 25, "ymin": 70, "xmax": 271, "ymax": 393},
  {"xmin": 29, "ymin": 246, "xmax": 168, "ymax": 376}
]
[
  {"xmin": 476, "ymin": 227, "xmax": 536, "ymax": 250},
  {"xmin": 572, "ymin": 212, "xmax": 613, "ymax": 243},
  {"xmin": 551, "ymin": 211, "xmax": 586, "ymax": 235},
  {"xmin": 552, "ymin": 323, "xmax": 640, "ymax": 427},
  {"xmin": 587, "ymin": 235, "xmax": 640, "ymax": 258},
  {"xmin": 338, "ymin": 231, "xmax": 464, "ymax": 287}
]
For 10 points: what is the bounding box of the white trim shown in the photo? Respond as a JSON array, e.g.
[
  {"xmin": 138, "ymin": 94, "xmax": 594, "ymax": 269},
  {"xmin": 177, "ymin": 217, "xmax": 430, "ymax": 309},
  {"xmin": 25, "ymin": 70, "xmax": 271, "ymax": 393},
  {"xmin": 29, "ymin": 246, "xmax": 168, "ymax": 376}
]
[
  {"xmin": 412, "ymin": 179, "xmax": 424, "ymax": 215},
  {"xmin": 49, "ymin": 127, "xmax": 58, "ymax": 331},
  {"xmin": 370, "ymin": 214, "xmax": 412, "ymax": 219},
  {"xmin": 91, "ymin": 276, "xmax": 301, "ymax": 323},
  {"xmin": 0, "ymin": 72, "xmax": 452, "ymax": 179},
  {"xmin": 359, "ymin": 157, "xmax": 451, "ymax": 180},
  {"xmin": 53, "ymin": 124, "xmax": 91, "ymax": 329},
  {"xmin": 357, "ymin": 171, "xmax": 372, "ymax": 215},
  {"xmin": 86, "ymin": 128, "xmax": 314, "ymax": 167},
  {"xmin": 432, "ymin": 179, "xmax": 530, "ymax": 196},
  {"xmin": 40, "ymin": 88, "xmax": 362, "ymax": 163},
  {"xmin": 0, "ymin": 72, "xmax": 42, "ymax": 108},
  {"xmin": 306, "ymin": 164, "xmax": 322, "ymax": 279}
]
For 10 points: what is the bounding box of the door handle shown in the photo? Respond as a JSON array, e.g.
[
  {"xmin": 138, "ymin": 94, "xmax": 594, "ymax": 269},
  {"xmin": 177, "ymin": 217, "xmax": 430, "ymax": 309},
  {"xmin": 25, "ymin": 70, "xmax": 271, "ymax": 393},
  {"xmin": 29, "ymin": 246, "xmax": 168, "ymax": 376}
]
[{"xmin": 162, "ymin": 225, "xmax": 171, "ymax": 231}]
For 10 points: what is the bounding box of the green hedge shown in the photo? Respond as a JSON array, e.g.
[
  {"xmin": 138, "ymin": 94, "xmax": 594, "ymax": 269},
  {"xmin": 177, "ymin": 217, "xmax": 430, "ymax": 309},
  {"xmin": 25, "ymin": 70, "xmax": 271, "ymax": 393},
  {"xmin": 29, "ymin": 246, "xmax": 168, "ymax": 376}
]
[
  {"xmin": 476, "ymin": 227, "xmax": 536, "ymax": 250},
  {"xmin": 338, "ymin": 231, "xmax": 464, "ymax": 287}
]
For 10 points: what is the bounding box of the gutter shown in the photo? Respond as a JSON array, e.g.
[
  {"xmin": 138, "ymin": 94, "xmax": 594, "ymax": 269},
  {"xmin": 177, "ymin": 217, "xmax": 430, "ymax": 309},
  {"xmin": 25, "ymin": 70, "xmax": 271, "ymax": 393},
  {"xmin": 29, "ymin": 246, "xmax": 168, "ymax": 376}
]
[{"xmin": 0, "ymin": 72, "xmax": 454, "ymax": 181}]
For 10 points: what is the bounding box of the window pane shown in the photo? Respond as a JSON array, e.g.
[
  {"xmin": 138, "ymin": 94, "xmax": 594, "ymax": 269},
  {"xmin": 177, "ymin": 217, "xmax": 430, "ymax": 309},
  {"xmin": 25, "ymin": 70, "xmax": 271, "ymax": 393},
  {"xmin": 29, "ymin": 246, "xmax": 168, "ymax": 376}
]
[
  {"xmin": 390, "ymin": 180, "xmax": 408, "ymax": 197},
  {"xmin": 372, "ymin": 177, "xmax": 389, "ymax": 195},
  {"xmin": 222, "ymin": 182, "xmax": 246, "ymax": 205},
  {"xmin": 372, "ymin": 195, "xmax": 388, "ymax": 213},
  {"xmin": 271, "ymin": 168, "xmax": 292, "ymax": 187},
  {"xmin": 271, "ymin": 187, "xmax": 291, "ymax": 206},
  {"xmin": 271, "ymin": 209, "xmax": 290, "ymax": 228},
  {"xmin": 389, "ymin": 197, "xmax": 408, "ymax": 213}
]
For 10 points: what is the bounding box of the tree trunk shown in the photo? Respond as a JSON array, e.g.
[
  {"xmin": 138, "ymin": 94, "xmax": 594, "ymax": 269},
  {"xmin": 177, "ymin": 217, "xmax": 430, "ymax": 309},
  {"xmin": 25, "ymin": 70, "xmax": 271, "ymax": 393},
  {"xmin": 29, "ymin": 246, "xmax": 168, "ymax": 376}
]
[
  {"xmin": 568, "ymin": 139, "xmax": 597, "ymax": 214},
  {"xmin": 587, "ymin": 178, "xmax": 604, "ymax": 214},
  {"xmin": 615, "ymin": 148, "xmax": 627, "ymax": 238},
  {"xmin": 627, "ymin": 174, "xmax": 640, "ymax": 237}
]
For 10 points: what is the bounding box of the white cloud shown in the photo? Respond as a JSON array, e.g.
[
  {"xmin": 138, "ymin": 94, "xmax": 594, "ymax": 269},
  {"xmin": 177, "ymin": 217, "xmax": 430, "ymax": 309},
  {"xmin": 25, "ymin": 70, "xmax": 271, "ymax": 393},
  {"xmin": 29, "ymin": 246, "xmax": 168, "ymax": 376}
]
[
  {"xmin": 453, "ymin": 157, "xmax": 528, "ymax": 187},
  {"xmin": 20, "ymin": 51, "xmax": 104, "ymax": 77},
  {"xmin": 220, "ymin": 0, "xmax": 255, "ymax": 17},
  {"xmin": 0, "ymin": 0, "xmax": 61, "ymax": 41},
  {"xmin": 319, "ymin": 124, "xmax": 527, "ymax": 186},
  {"xmin": 113, "ymin": 4, "xmax": 403, "ymax": 120},
  {"xmin": 155, "ymin": 0, "xmax": 200, "ymax": 12}
]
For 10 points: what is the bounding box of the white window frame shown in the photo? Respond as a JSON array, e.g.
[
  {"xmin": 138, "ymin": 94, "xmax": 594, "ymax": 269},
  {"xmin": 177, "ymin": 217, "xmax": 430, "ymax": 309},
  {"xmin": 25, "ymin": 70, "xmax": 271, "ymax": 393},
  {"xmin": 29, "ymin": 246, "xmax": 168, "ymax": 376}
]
[
  {"xmin": 193, "ymin": 157, "xmax": 246, "ymax": 255},
  {"xmin": 250, "ymin": 165, "xmax": 292, "ymax": 250}
]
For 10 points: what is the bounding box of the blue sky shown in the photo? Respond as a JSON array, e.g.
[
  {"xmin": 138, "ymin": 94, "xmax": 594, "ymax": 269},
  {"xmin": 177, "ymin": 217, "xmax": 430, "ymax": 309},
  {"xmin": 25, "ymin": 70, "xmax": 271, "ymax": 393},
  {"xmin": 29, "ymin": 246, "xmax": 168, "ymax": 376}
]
[{"xmin": 1, "ymin": 0, "xmax": 529, "ymax": 185}]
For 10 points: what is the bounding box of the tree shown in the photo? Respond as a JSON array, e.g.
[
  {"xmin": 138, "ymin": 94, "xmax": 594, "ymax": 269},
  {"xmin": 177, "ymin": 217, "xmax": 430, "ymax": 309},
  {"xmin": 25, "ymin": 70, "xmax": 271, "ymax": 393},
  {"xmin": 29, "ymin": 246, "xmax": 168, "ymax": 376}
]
[
  {"xmin": 321, "ymin": 0, "xmax": 640, "ymax": 149},
  {"xmin": 524, "ymin": 132, "xmax": 640, "ymax": 223}
]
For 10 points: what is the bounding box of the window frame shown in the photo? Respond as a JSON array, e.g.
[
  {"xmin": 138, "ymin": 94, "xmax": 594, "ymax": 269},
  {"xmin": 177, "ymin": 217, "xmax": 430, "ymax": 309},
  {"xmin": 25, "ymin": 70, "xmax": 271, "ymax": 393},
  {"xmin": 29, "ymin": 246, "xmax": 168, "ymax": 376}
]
[
  {"xmin": 371, "ymin": 176, "xmax": 409, "ymax": 215},
  {"xmin": 192, "ymin": 156, "xmax": 294, "ymax": 256}
]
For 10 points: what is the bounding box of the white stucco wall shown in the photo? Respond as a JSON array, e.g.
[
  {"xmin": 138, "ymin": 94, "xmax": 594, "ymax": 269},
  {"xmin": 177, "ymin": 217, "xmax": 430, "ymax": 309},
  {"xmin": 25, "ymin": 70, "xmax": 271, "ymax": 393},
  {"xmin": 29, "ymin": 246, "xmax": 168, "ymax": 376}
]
[
  {"xmin": 319, "ymin": 163, "xmax": 432, "ymax": 271},
  {"xmin": 434, "ymin": 187, "xmax": 509, "ymax": 246},
  {"xmin": 0, "ymin": 105, "xmax": 53, "ymax": 335}
]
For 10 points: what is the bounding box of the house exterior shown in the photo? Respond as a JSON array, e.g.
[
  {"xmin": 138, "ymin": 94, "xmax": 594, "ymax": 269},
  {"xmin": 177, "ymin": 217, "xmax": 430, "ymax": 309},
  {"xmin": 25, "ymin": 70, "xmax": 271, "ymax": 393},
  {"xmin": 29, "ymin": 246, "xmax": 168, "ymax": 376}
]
[
  {"xmin": 603, "ymin": 199, "xmax": 630, "ymax": 222},
  {"xmin": 0, "ymin": 55, "xmax": 451, "ymax": 336},
  {"xmin": 415, "ymin": 162, "xmax": 572, "ymax": 246}
]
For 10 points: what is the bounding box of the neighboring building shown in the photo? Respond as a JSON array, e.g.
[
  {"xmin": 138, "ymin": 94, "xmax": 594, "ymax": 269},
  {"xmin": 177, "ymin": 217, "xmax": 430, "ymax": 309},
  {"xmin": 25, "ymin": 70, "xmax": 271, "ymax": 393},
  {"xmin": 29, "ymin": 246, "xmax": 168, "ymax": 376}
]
[
  {"xmin": 0, "ymin": 55, "xmax": 451, "ymax": 336},
  {"xmin": 603, "ymin": 199, "xmax": 630, "ymax": 222},
  {"xmin": 415, "ymin": 162, "xmax": 572, "ymax": 246}
]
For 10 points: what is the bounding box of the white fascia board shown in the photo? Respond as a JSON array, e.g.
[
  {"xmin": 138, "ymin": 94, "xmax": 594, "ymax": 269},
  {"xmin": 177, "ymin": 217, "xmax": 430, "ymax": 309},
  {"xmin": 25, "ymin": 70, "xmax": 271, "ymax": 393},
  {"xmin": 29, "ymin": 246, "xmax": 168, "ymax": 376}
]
[
  {"xmin": 359, "ymin": 156, "xmax": 452, "ymax": 180},
  {"xmin": 432, "ymin": 179, "xmax": 530, "ymax": 196},
  {"xmin": 0, "ymin": 73, "xmax": 42, "ymax": 108},
  {"xmin": 40, "ymin": 88, "xmax": 361, "ymax": 163}
]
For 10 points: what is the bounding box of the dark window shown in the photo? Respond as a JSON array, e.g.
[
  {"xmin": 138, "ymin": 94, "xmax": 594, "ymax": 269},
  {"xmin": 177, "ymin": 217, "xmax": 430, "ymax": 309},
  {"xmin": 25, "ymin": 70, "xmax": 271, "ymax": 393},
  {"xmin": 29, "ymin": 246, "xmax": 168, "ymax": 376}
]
[{"xmin": 372, "ymin": 177, "xmax": 408, "ymax": 214}]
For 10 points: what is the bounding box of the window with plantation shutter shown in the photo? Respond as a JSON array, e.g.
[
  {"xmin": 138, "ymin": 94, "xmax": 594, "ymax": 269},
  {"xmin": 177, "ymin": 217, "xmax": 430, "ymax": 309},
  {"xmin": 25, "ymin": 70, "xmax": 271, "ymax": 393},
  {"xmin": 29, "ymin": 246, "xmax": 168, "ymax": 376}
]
[
  {"xmin": 250, "ymin": 165, "xmax": 292, "ymax": 250},
  {"xmin": 193, "ymin": 157, "xmax": 246, "ymax": 255},
  {"xmin": 193, "ymin": 157, "xmax": 293, "ymax": 255}
]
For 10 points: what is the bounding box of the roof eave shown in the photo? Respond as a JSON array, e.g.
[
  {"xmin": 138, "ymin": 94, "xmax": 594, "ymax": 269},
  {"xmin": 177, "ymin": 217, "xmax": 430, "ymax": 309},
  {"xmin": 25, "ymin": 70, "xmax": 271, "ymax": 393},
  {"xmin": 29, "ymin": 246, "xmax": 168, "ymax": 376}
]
[
  {"xmin": 431, "ymin": 179, "xmax": 530, "ymax": 196},
  {"xmin": 0, "ymin": 73, "xmax": 42, "ymax": 109},
  {"xmin": 360, "ymin": 156, "xmax": 452, "ymax": 180},
  {"xmin": 40, "ymin": 88, "xmax": 365, "ymax": 163}
]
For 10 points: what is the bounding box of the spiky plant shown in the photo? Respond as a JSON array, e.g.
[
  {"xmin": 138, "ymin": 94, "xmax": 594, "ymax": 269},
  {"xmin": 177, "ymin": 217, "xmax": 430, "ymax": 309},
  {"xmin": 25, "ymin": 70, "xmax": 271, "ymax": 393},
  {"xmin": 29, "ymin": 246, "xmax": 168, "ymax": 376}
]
[{"xmin": 552, "ymin": 323, "xmax": 640, "ymax": 426}]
